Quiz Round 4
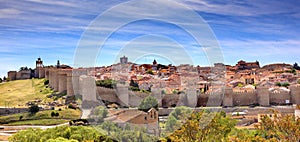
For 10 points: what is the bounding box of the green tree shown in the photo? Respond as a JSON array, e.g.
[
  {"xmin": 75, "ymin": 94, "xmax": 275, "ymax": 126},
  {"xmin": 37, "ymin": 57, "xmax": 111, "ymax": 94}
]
[
  {"xmin": 275, "ymin": 82, "xmax": 282, "ymax": 87},
  {"xmin": 129, "ymin": 79, "xmax": 140, "ymax": 91},
  {"xmin": 44, "ymin": 79, "xmax": 49, "ymax": 85},
  {"xmin": 146, "ymin": 69, "xmax": 154, "ymax": 75},
  {"xmin": 95, "ymin": 79, "xmax": 116, "ymax": 88},
  {"xmin": 229, "ymin": 111, "xmax": 300, "ymax": 142},
  {"xmin": 0, "ymin": 78, "xmax": 2, "ymax": 83},
  {"xmin": 92, "ymin": 106, "xmax": 108, "ymax": 122},
  {"xmin": 167, "ymin": 111, "xmax": 236, "ymax": 142},
  {"xmin": 28, "ymin": 104, "xmax": 40, "ymax": 115},
  {"xmin": 237, "ymin": 83, "xmax": 244, "ymax": 88},
  {"xmin": 138, "ymin": 96, "xmax": 158, "ymax": 112},
  {"xmin": 98, "ymin": 121, "xmax": 158, "ymax": 142},
  {"xmin": 282, "ymin": 82, "xmax": 290, "ymax": 88},
  {"xmin": 10, "ymin": 125, "xmax": 113, "ymax": 142},
  {"xmin": 255, "ymin": 111, "xmax": 300, "ymax": 141},
  {"xmin": 293, "ymin": 62, "xmax": 300, "ymax": 70},
  {"xmin": 46, "ymin": 137, "xmax": 78, "ymax": 142}
]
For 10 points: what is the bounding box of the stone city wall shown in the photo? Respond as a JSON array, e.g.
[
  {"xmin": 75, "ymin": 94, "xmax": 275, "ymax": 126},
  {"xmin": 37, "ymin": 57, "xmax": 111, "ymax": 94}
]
[{"xmin": 45, "ymin": 68, "xmax": 300, "ymax": 107}]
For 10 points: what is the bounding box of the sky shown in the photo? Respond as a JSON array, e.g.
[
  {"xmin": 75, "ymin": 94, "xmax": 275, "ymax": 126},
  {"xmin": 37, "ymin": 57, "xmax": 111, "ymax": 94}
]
[{"xmin": 1, "ymin": 0, "xmax": 300, "ymax": 77}]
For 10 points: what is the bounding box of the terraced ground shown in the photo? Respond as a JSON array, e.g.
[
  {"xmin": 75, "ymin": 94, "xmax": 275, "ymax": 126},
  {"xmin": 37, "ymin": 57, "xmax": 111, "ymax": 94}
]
[{"xmin": 0, "ymin": 109, "xmax": 81, "ymax": 125}]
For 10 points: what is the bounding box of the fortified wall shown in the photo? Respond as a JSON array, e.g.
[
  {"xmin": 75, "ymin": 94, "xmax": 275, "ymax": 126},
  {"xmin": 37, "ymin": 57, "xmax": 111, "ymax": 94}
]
[{"xmin": 45, "ymin": 68, "xmax": 300, "ymax": 107}]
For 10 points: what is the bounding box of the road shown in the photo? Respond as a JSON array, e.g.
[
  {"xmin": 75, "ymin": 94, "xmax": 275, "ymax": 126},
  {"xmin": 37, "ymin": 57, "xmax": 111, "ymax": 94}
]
[{"xmin": 0, "ymin": 122, "xmax": 69, "ymax": 136}]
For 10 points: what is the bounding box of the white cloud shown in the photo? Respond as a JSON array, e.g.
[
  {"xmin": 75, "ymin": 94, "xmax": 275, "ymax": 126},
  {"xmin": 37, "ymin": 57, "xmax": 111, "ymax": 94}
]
[{"xmin": 0, "ymin": 8, "xmax": 22, "ymax": 18}]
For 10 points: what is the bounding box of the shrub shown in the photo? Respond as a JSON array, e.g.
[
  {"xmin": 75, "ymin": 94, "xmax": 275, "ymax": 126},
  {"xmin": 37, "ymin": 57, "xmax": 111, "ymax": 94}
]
[
  {"xmin": 68, "ymin": 104, "xmax": 77, "ymax": 110},
  {"xmin": 51, "ymin": 112, "xmax": 56, "ymax": 117},
  {"xmin": 146, "ymin": 70, "xmax": 154, "ymax": 75},
  {"xmin": 51, "ymin": 111, "xmax": 60, "ymax": 117},
  {"xmin": 275, "ymin": 82, "xmax": 282, "ymax": 87},
  {"xmin": 282, "ymin": 82, "xmax": 290, "ymax": 88},
  {"xmin": 44, "ymin": 80, "xmax": 49, "ymax": 85},
  {"xmin": 95, "ymin": 79, "xmax": 116, "ymax": 88},
  {"xmin": 19, "ymin": 115, "xmax": 23, "ymax": 120},
  {"xmin": 28, "ymin": 104, "xmax": 40, "ymax": 114}
]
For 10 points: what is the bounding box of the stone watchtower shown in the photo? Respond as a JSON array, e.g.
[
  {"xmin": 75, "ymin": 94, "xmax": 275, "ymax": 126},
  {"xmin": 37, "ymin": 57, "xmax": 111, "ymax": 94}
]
[{"xmin": 35, "ymin": 57, "xmax": 45, "ymax": 78}]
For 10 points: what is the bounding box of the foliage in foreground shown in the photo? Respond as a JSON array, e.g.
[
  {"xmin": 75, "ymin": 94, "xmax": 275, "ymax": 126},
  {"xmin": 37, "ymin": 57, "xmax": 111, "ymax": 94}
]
[
  {"xmin": 165, "ymin": 110, "xmax": 236, "ymax": 142},
  {"xmin": 9, "ymin": 110, "xmax": 300, "ymax": 142},
  {"xmin": 229, "ymin": 111, "xmax": 300, "ymax": 142},
  {"xmin": 9, "ymin": 125, "xmax": 114, "ymax": 142},
  {"xmin": 98, "ymin": 121, "xmax": 159, "ymax": 142},
  {"xmin": 162, "ymin": 110, "xmax": 300, "ymax": 142}
]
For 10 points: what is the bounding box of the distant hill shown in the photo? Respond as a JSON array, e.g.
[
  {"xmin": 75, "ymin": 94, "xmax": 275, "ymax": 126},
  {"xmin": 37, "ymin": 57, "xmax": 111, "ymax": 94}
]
[{"xmin": 0, "ymin": 79, "xmax": 54, "ymax": 107}]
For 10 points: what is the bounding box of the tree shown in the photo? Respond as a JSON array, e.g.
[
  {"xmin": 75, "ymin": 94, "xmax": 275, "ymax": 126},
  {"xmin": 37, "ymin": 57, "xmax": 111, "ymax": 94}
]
[
  {"xmin": 138, "ymin": 96, "xmax": 158, "ymax": 112},
  {"xmin": 44, "ymin": 80, "xmax": 49, "ymax": 85},
  {"xmin": 95, "ymin": 79, "xmax": 116, "ymax": 88},
  {"xmin": 0, "ymin": 78, "xmax": 2, "ymax": 83},
  {"xmin": 237, "ymin": 83, "xmax": 244, "ymax": 88},
  {"xmin": 92, "ymin": 106, "xmax": 108, "ymax": 123},
  {"xmin": 275, "ymin": 82, "xmax": 281, "ymax": 87},
  {"xmin": 98, "ymin": 121, "xmax": 158, "ymax": 142},
  {"xmin": 167, "ymin": 111, "xmax": 236, "ymax": 142},
  {"xmin": 281, "ymin": 82, "xmax": 290, "ymax": 88},
  {"xmin": 228, "ymin": 111, "xmax": 300, "ymax": 142},
  {"xmin": 293, "ymin": 62, "xmax": 300, "ymax": 70},
  {"xmin": 28, "ymin": 104, "xmax": 40, "ymax": 115},
  {"xmin": 254, "ymin": 111, "xmax": 300, "ymax": 141},
  {"xmin": 165, "ymin": 106, "xmax": 192, "ymax": 132},
  {"xmin": 146, "ymin": 69, "xmax": 154, "ymax": 75},
  {"xmin": 129, "ymin": 79, "xmax": 140, "ymax": 91},
  {"xmin": 3, "ymin": 76, "xmax": 6, "ymax": 81},
  {"xmin": 9, "ymin": 125, "xmax": 114, "ymax": 142}
]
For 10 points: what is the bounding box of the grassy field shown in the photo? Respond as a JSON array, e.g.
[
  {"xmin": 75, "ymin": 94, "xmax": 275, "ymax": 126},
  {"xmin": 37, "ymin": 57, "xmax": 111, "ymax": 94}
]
[
  {"xmin": 0, "ymin": 109, "xmax": 81, "ymax": 125},
  {"xmin": 0, "ymin": 78, "xmax": 54, "ymax": 107}
]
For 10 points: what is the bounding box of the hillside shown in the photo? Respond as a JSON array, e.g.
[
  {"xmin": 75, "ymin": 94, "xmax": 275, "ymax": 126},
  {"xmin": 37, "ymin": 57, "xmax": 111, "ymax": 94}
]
[{"xmin": 0, "ymin": 79, "xmax": 54, "ymax": 107}]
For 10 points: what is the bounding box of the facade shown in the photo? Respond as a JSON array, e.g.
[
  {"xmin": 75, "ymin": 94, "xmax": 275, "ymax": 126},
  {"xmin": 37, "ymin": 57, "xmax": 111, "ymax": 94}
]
[
  {"xmin": 8, "ymin": 57, "xmax": 45, "ymax": 80},
  {"xmin": 235, "ymin": 60, "xmax": 260, "ymax": 70},
  {"xmin": 105, "ymin": 108, "xmax": 159, "ymax": 135},
  {"xmin": 7, "ymin": 71, "xmax": 17, "ymax": 80}
]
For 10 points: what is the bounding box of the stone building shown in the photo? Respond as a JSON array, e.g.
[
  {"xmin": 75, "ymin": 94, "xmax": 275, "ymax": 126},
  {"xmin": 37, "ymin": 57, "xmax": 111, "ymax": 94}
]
[
  {"xmin": 105, "ymin": 108, "xmax": 159, "ymax": 135},
  {"xmin": 120, "ymin": 56, "xmax": 128, "ymax": 64},
  {"xmin": 8, "ymin": 57, "xmax": 46, "ymax": 80},
  {"xmin": 235, "ymin": 60, "xmax": 260, "ymax": 70},
  {"xmin": 35, "ymin": 57, "xmax": 45, "ymax": 78}
]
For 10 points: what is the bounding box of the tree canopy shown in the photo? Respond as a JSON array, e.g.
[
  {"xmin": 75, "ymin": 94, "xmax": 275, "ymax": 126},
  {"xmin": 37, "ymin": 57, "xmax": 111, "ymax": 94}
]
[{"xmin": 138, "ymin": 96, "xmax": 158, "ymax": 112}]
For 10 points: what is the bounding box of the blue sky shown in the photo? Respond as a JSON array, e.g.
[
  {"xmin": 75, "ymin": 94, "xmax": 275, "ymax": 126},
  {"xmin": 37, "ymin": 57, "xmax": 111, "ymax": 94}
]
[{"xmin": 1, "ymin": 0, "xmax": 300, "ymax": 77}]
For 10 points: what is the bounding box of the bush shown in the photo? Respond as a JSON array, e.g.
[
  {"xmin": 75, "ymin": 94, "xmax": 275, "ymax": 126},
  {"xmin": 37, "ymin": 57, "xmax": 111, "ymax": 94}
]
[
  {"xmin": 44, "ymin": 80, "xmax": 49, "ymax": 85},
  {"xmin": 51, "ymin": 112, "xmax": 56, "ymax": 117},
  {"xmin": 19, "ymin": 115, "xmax": 23, "ymax": 120},
  {"xmin": 146, "ymin": 70, "xmax": 154, "ymax": 75},
  {"xmin": 29, "ymin": 104, "xmax": 40, "ymax": 114},
  {"xmin": 68, "ymin": 104, "xmax": 77, "ymax": 110},
  {"xmin": 51, "ymin": 112, "xmax": 59, "ymax": 117},
  {"xmin": 95, "ymin": 79, "xmax": 116, "ymax": 88},
  {"xmin": 275, "ymin": 82, "xmax": 282, "ymax": 87}
]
